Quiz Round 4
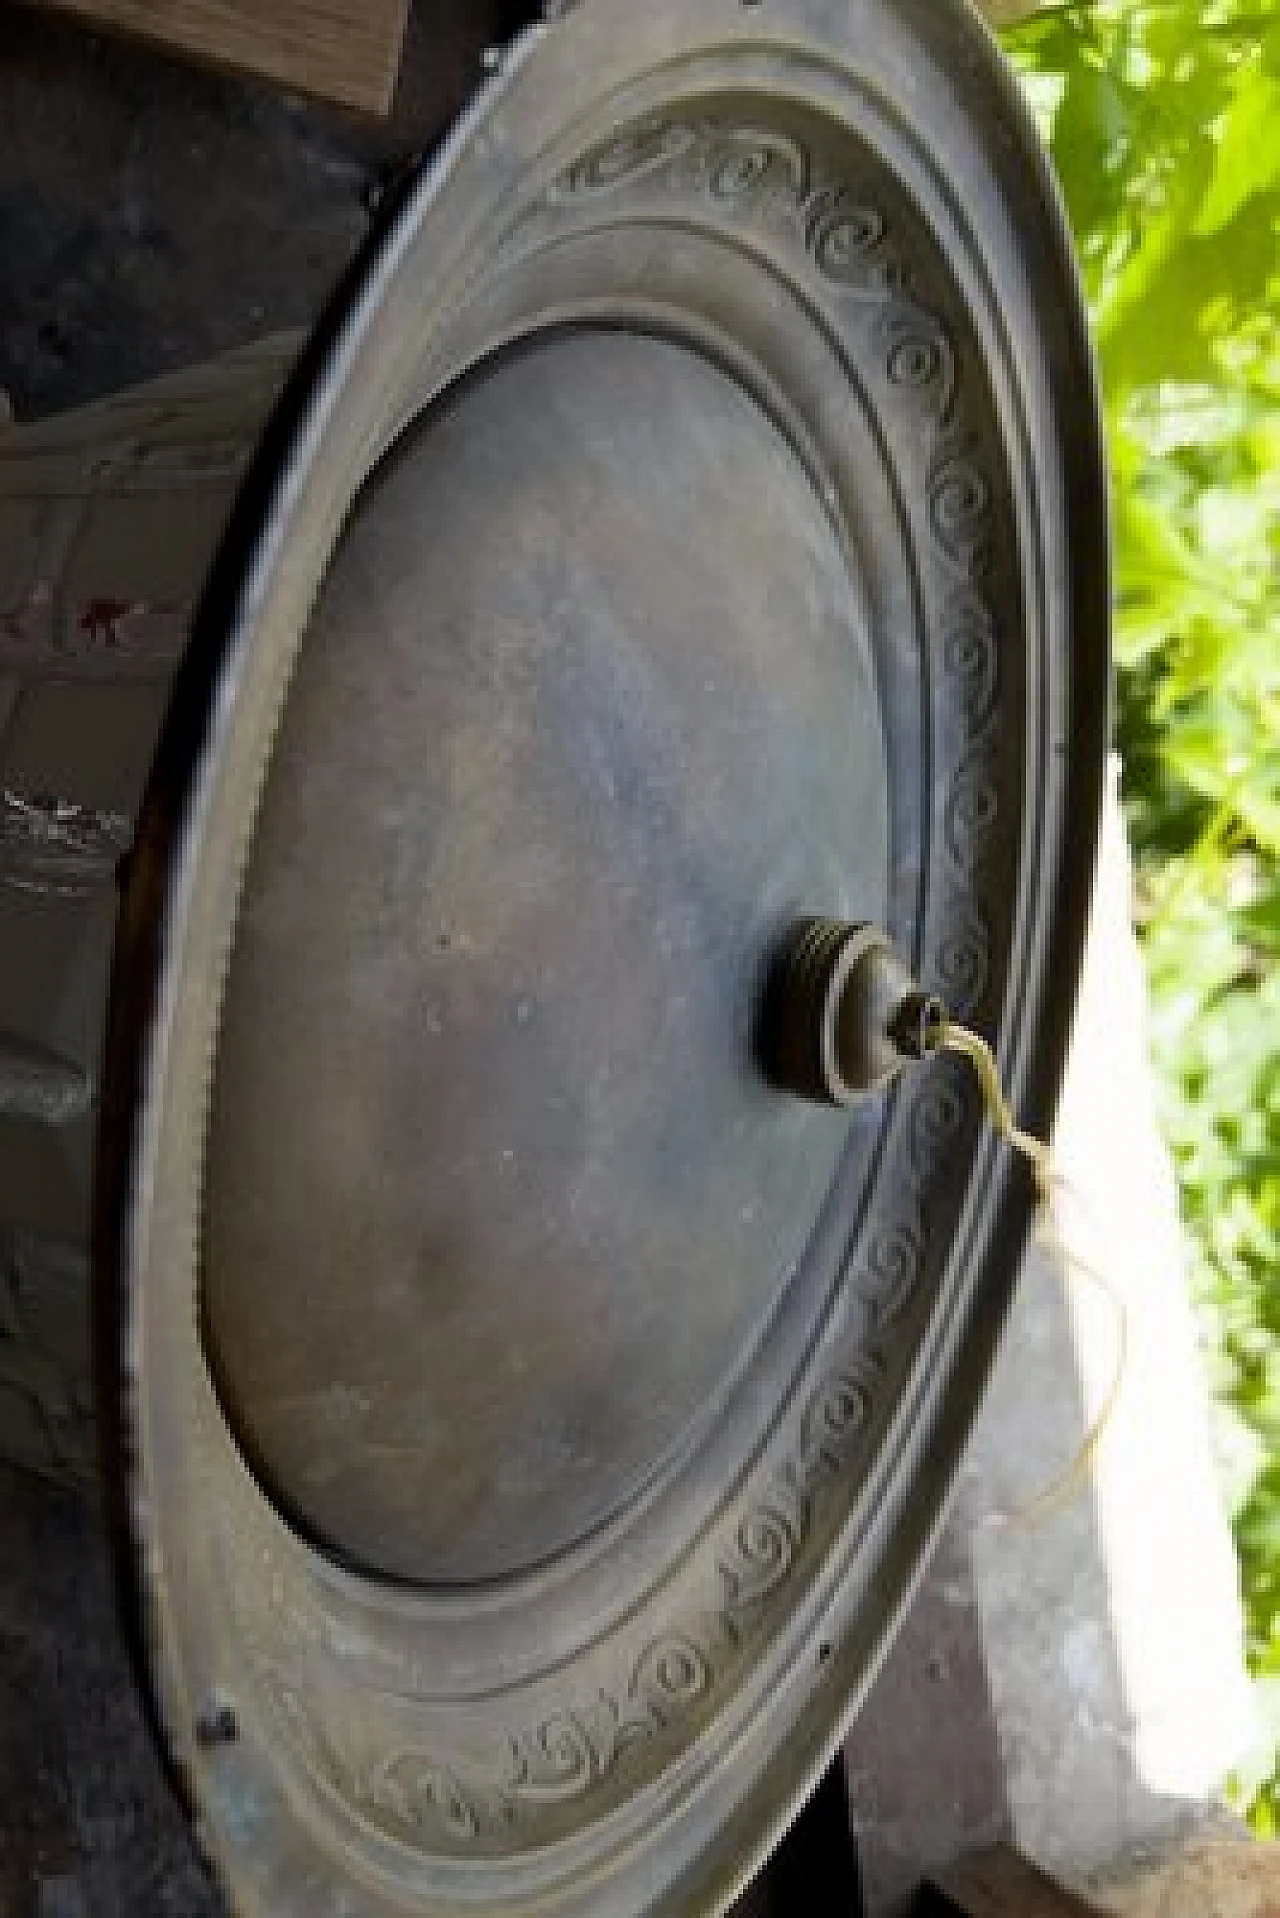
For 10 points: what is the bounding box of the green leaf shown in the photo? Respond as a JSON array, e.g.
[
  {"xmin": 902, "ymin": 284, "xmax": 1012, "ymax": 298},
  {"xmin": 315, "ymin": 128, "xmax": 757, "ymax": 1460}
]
[{"xmin": 1194, "ymin": 55, "xmax": 1280, "ymax": 237}]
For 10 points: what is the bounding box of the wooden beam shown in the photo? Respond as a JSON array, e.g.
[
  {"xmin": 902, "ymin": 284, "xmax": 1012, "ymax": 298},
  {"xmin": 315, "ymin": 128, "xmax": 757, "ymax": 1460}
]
[
  {"xmin": 917, "ymin": 1847, "xmax": 1107, "ymax": 1918},
  {"xmin": 28, "ymin": 0, "xmax": 412, "ymax": 114}
]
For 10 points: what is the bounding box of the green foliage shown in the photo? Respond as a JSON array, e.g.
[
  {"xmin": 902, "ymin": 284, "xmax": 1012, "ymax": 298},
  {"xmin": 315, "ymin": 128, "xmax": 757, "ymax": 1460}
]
[{"xmin": 1005, "ymin": 0, "xmax": 1280, "ymax": 1823}]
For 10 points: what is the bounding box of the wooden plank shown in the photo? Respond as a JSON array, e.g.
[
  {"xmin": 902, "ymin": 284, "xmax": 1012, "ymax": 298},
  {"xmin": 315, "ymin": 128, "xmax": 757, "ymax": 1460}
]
[
  {"xmin": 917, "ymin": 1846, "xmax": 1106, "ymax": 1918},
  {"xmin": 27, "ymin": 0, "xmax": 411, "ymax": 114}
]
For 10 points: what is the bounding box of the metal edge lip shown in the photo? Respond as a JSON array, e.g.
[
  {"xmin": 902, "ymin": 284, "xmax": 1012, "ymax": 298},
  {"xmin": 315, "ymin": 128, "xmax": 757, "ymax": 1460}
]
[{"xmin": 93, "ymin": 17, "xmax": 547, "ymax": 1854}]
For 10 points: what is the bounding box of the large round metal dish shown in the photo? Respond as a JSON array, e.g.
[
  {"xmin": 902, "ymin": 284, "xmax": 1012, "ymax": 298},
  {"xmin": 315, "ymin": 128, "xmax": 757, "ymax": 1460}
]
[{"xmin": 97, "ymin": 1, "xmax": 1109, "ymax": 1912}]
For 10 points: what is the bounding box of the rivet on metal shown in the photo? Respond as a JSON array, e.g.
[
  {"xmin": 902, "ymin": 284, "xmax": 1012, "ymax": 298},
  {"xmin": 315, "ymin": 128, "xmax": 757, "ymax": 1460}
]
[{"xmin": 195, "ymin": 1693, "xmax": 239, "ymax": 1750}]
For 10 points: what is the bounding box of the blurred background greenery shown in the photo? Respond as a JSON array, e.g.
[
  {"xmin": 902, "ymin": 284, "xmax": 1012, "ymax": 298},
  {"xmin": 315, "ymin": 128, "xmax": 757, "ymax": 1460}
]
[{"xmin": 1004, "ymin": 0, "xmax": 1280, "ymax": 1828}]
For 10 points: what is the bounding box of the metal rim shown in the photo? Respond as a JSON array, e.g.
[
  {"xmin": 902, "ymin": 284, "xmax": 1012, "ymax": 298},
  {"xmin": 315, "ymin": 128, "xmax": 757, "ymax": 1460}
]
[{"xmin": 95, "ymin": 3, "xmax": 1110, "ymax": 1912}]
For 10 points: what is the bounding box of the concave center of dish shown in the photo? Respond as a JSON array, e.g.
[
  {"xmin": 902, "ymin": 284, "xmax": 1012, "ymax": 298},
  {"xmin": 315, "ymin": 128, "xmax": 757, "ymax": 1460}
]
[{"xmin": 200, "ymin": 326, "xmax": 889, "ymax": 1584}]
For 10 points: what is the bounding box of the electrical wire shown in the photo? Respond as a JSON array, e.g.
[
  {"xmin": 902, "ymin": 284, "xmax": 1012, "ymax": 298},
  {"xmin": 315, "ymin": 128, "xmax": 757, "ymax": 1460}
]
[{"xmin": 941, "ymin": 1020, "xmax": 1131, "ymax": 1531}]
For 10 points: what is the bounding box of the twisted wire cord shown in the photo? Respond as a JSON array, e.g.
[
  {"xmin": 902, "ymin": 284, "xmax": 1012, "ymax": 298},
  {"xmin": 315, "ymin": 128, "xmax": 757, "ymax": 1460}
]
[{"xmin": 941, "ymin": 1021, "xmax": 1130, "ymax": 1531}]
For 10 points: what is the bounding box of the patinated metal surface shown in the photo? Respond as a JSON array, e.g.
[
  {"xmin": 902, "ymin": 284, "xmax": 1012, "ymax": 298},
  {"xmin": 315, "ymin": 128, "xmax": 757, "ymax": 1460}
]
[
  {"xmin": 96, "ymin": 1, "xmax": 1110, "ymax": 1913},
  {"xmin": 202, "ymin": 329, "xmax": 889, "ymax": 1584}
]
